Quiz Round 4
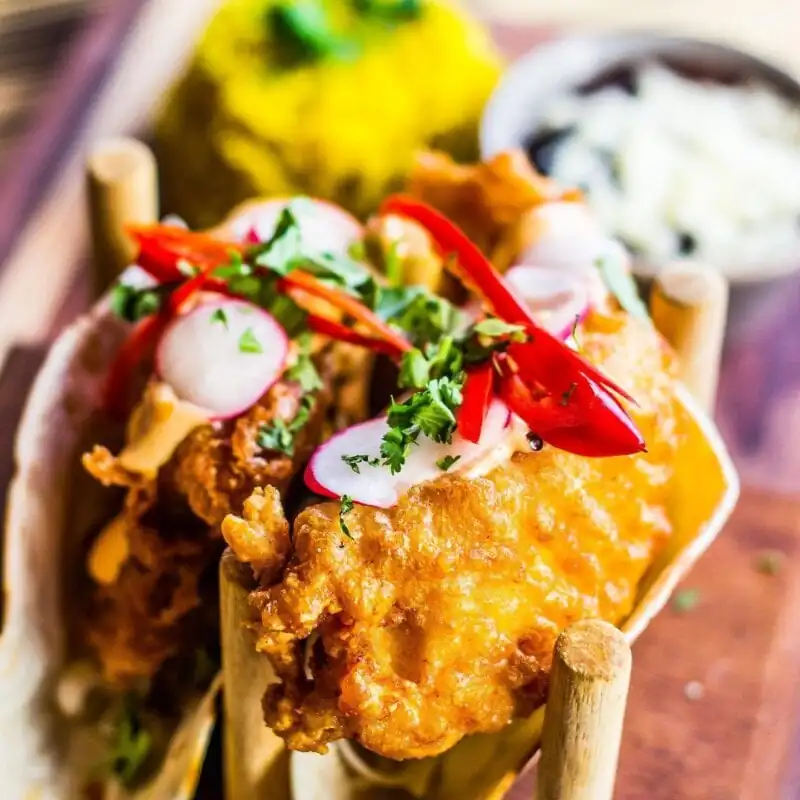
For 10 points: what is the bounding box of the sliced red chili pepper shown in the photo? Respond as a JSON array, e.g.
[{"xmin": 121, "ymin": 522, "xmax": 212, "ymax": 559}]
[
  {"xmin": 541, "ymin": 380, "xmax": 645, "ymax": 457},
  {"xmin": 498, "ymin": 372, "xmax": 582, "ymax": 434},
  {"xmin": 381, "ymin": 195, "xmax": 537, "ymax": 327},
  {"xmin": 306, "ymin": 314, "xmax": 407, "ymax": 359},
  {"xmin": 104, "ymin": 313, "xmax": 171, "ymax": 419},
  {"xmin": 457, "ymin": 363, "xmax": 495, "ymax": 443},
  {"xmin": 279, "ymin": 270, "xmax": 412, "ymax": 355}
]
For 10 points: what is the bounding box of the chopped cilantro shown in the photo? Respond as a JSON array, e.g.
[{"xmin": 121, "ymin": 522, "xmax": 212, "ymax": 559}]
[
  {"xmin": 672, "ymin": 588, "xmax": 700, "ymax": 614},
  {"xmin": 211, "ymin": 308, "xmax": 228, "ymax": 328},
  {"xmin": 342, "ymin": 454, "xmax": 381, "ymax": 474},
  {"xmin": 257, "ymin": 395, "xmax": 315, "ymax": 457},
  {"xmin": 398, "ymin": 337, "xmax": 463, "ymax": 390},
  {"xmin": 339, "ymin": 495, "xmax": 354, "ymax": 539},
  {"xmin": 377, "ymin": 288, "xmax": 464, "ymax": 347},
  {"xmin": 257, "ymin": 418, "xmax": 294, "ymax": 455},
  {"xmin": 110, "ymin": 283, "xmax": 165, "ymax": 323},
  {"xmin": 381, "ymin": 374, "xmax": 464, "ymax": 474},
  {"xmin": 238, "ymin": 328, "xmax": 263, "ymax": 354},
  {"xmin": 596, "ymin": 253, "xmax": 649, "ymax": 320},
  {"xmin": 285, "ymin": 334, "xmax": 322, "ymax": 392},
  {"xmin": 472, "ymin": 318, "xmax": 526, "ymax": 340},
  {"xmin": 270, "ymin": 1, "xmax": 356, "ymax": 66},
  {"xmin": 107, "ymin": 694, "xmax": 152, "ymax": 786},
  {"xmin": 436, "ymin": 454, "xmax": 461, "ymax": 471}
]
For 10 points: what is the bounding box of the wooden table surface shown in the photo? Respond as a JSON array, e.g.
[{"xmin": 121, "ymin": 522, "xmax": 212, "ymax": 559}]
[{"xmin": 1, "ymin": 5, "xmax": 800, "ymax": 799}]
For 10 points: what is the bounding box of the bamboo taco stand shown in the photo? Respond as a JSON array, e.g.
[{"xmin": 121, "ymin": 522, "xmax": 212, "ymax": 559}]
[{"xmin": 86, "ymin": 137, "xmax": 730, "ymax": 800}]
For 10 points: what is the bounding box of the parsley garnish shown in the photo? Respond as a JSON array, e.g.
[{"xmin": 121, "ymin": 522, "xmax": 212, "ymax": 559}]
[
  {"xmin": 596, "ymin": 253, "xmax": 649, "ymax": 320},
  {"xmin": 339, "ymin": 495, "xmax": 354, "ymax": 539},
  {"xmin": 381, "ymin": 375, "xmax": 464, "ymax": 474},
  {"xmin": 107, "ymin": 694, "xmax": 152, "ymax": 786},
  {"xmin": 211, "ymin": 308, "xmax": 228, "ymax": 328},
  {"xmin": 238, "ymin": 328, "xmax": 263, "ymax": 354},
  {"xmin": 285, "ymin": 333, "xmax": 323, "ymax": 392},
  {"xmin": 257, "ymin": 395, "xmax": 315, "ymax": 456},
  {"xmin": 110, "ymin": 282, "xmax": 166, "ymax": 322},
  {"xmin": 472, "ymin": 318, "xmax": 526, "ymax": 340},
  {"xmin": 436, "ymin": 454, "xmax": 461, "ymax": 471},
  {"xmin": 342, "ymin": 454, "xmax": 381, "ymax": 473},
  {"xmin": 398, "ymin": 337, "xmax": 463, "ymax": 390},
  {"xmin": 376, "ymin": 288, "xmax": 464, "ymax": 347}
]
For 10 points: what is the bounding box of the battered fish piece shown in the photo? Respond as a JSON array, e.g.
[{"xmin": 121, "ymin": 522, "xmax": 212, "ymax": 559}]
[
  {"xmin": 83, "ymin": 371, "xmax": 332, "ymax": 685},
  {"xmin": 223, "ymin": 310, "xmax": 679, "ymax": 759}
]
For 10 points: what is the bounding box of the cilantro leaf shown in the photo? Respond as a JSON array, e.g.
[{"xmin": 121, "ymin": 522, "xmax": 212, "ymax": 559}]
[
  {"xmin": 256, "ymin": 395, "xmax": 316, "ymax": 456},
  {"xmin": 341, "ymin": 454, "xmax": 381, "ymax": 473},
  {"xmin": 596, "ymin": 252, "xmax": 649, "ymax": 320},
  {"xmin": 211, "ymin": 308, "xmax": 228, "ymax": 328},
  {"xmin": 398, "ymin": 337, "xmax": 463, "ymax": 390},
  {"xmin": 436, "ymin": 454, "xmax": 461, "ymax": 471},
  {"xmin": 472, "ymin": 318, "xmax": 526, "ymax": 340},
  {"xmin": 285, "ymin": 335, "xmax": 323, "ymax": 392},
  {"xmin": 107, "ymin": 694, "xmax": 152, "ymax": 787},
  {"xmin": 110, "ymin": 283, "xmax": 165, "ymax": 323},
  {"xmin": 256, "ymin": 418, "xmax": 295, "ymax": 455},
  {"xmin": 238, "ymin": 328, "xmax": 263, "ymax": 354},
  {"xmin": 382, "ymin": 373, "xmax": 465, "ymax": 473},
  {"xmin": 376, "ymin": 288, "xmax": 465, "ymax": 347},
  {"xmin": 339, "ymin": 495, "xmax": 354, "ymax": 539}
]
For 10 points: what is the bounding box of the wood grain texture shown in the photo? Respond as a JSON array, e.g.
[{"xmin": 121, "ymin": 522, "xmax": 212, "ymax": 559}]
[
  {"xmin": 0, "ymin": 9, "xmax": 799, "ymax": 800},
  {"xmin": 537, "ymin": 621, "xmax": 631, "ymax": 800}
]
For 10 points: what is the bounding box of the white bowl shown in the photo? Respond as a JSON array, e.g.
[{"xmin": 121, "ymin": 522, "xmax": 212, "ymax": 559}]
[{"xmin": 480, "ymin": 32, "xmax": 800, "ymax": 287}]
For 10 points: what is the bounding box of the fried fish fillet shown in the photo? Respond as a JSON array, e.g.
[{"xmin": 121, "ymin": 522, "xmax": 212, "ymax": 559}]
[
  {"xmin": 223, "ymin": 309, "xmax": 680, "ymax": 760},
  {"xmin": 82, "ymin": 371, "xmax": 332, "ymax": 685}
]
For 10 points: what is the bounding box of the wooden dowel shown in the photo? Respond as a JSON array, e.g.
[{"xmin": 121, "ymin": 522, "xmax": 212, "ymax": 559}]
[
  {"xmin": 219, "ymin": 549, "xmax": 290, "ymax": 800},
  {"xmin": 86, "ymin": 137, "xmax": 158, "ymax": 295},
  {"xmin": 649, "ymin": 263, "xmax": 729, "ymax": 413},
  {"xmin": 537, "ymin": 619, "xmax": 632, "ymax": 800}
]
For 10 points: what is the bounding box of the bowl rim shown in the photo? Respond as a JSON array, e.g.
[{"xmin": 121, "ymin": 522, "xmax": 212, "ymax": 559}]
[{"xmin": 480, "ymin": 30, "xmax": 800, "ymax": 285}]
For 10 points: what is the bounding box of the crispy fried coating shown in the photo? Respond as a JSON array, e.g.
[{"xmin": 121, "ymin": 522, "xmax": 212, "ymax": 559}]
[
  {"xmin": 82, "ymin": 373, "xmax": 332, "ymax": 686},
  {"xmin": 227, "ymin": 311, "xmax": 680, "ymax": 760}
]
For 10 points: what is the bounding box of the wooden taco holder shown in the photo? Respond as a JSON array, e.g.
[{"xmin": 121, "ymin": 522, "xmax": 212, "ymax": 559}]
[{"xmin": 86, "ymin": 138, "xmax": 730, "ymax": 800}]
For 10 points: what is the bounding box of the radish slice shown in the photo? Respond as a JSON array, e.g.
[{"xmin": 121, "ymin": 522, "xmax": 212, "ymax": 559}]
[
  {"xmin": 156, "ymin": 298, "xmax": 288, "ymax": 419},
  {"xmin": 226, "ymin": 198, "xmax": 362, "ymax": 255},
  {"xmin": 305, "ymin": 400, "xmax": 511, "ymax": 508},
  {"xmin": 504, "ymin": 265, "xmax": 591, "ymax": 340},
  {"xmin": 517, "ymin": 202, "xmax": 631, "ymax": 307}
]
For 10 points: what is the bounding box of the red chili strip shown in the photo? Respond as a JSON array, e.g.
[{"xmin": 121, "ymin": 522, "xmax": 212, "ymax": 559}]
[
  {"xmin": 306, "ymin": 314, "xmax": 407, "ymax": 359},
  {"xmin": 104, "ymin": 313, "xmax": 171, "ymax": 418},
  {"xmin": 498, "ymin": 372, "xmax": 582, "ymax": 435},
  {"xmin": 280, "ymin": 270, "xmax": 412, "ymax": 355},
  {"xmin": 457, "ymin": 363, "xmax": 494, "ymax": 443},
  {"xmin": 380, "ymin": 195, "xmax": 537, "ymax": 327},
  {"xmin": 538, "ymin": 380, "xmax": 645, "ymax": 457}
]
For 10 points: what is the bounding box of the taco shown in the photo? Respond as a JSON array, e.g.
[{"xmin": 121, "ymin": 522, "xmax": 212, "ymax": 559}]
[
  {"xmin": 0, "ymin": 194, "xmax": 434, "ymax": 798},
  {"xmin": 217, "ymin": 152, "xmax": 740, "ymax": 799}
]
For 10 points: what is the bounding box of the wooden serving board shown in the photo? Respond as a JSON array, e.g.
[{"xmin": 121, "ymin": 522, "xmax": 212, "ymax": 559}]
[{"xmin": 1, "ymin": 3, "xmax": 800, "ymax": 799}]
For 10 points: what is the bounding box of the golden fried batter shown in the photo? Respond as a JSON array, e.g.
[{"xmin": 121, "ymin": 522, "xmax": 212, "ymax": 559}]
[
  {"xmin": 224, "ymin": 310, "xmax": 679, "ymax": 759},
  {"xmin": 82, "ymin": 372, "xmax": 332, "ymax": 686}
]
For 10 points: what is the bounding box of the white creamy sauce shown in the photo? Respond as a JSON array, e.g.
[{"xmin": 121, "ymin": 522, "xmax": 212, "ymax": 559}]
[{"xmin": 535, "ymin": 64, "xmax": 800, "ymax": 273}]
